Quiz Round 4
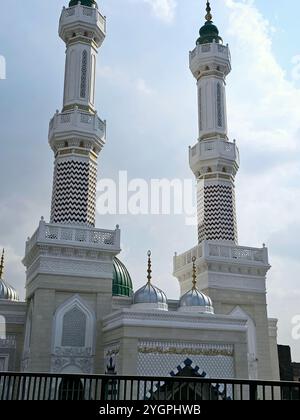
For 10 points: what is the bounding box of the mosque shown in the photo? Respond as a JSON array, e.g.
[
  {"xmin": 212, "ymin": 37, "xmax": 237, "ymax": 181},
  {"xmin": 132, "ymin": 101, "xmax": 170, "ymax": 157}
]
[{"xmin": 0, "ymin": 1, "xmax": 280, "ymax": 381}]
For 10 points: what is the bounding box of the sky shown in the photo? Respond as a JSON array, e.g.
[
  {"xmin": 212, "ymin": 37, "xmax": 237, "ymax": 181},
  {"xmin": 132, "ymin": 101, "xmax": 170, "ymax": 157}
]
[{"xmin": 0, "ymin": 0, "xmax": 300, "ymax": 361}]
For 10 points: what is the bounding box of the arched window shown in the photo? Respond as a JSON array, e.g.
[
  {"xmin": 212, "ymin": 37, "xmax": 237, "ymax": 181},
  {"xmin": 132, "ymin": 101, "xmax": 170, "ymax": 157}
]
[
  {"xmin": 80, "ymin": 50, "xmax": 88, "ymax": 98},
  {"xmin": 217, "ymin": 82, "xmax": 223, "ymax": 128},
  {"xmin": 52, "ymin": 295, "xmax": 95, "ymax": 351},
  {"xmin": 62, "ymin": 307, "xmax": 86, "ymax": 347}
]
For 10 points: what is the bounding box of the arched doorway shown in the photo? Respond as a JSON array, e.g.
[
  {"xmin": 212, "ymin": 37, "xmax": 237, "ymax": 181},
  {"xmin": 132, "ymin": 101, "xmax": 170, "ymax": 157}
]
[
  {"xmin": 58, "ymin": 376, "xmax": 84, "ymax": 400},
  {"xmin": 58, "ymin": 365, "xmax": 85, "ymax": 401}
]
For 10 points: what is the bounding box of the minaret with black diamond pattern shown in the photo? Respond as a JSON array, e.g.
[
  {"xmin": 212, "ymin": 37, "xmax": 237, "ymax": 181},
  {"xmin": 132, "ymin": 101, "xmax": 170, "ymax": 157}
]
[
  {"xmin": 48, "ymin": 1, "xmax": 106, "ymax": 227},
  {"xmin": 189, "ymin": 1, "xmax": 239, "ymax": 244}
]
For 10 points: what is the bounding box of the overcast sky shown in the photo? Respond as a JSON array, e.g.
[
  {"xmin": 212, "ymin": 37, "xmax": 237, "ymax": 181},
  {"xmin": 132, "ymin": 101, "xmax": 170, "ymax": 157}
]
[{"xmin": 0, "ymin": 0, "xmax": 299, "ymax": 361}]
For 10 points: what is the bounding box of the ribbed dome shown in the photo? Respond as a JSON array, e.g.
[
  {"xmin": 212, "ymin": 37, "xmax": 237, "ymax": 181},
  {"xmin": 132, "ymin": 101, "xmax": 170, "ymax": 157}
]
[
  {"xmin": 133, "ymin": 283, "xmax": 167, "ymax": 306},
  {"xmin": 178, "ymin": 256, "xmax": 214, "ymax": 314},
  {"xmin": 179, "ymin": 288, "xmax": 214, "ymax": 314},
  {"xmin": 197, "ymin": 21, "xmax": 222, "ymax": 45},
  {"xmin": 69, "ymin": 0, "xmax": 97, "ymax": 8},
  {"xmin": 132, "ymin": 251, "xmax": 168, "ymax": 311},
  {"xmin": 0, "ymin": 279, "xmax": 19, "ymax": 302},
  {"xmin": 0, "ymin": 250, "xmax": 19, "ymax": 302},
  {"xmin": 112, "ymin": 258, "xmax": 133, "ymax": 297}
]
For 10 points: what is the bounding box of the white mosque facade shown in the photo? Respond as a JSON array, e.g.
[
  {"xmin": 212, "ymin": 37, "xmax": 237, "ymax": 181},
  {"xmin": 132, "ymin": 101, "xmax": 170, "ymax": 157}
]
[{"xmin": 0, "ymin": 1, "xmax": 280, "ymax": 381}]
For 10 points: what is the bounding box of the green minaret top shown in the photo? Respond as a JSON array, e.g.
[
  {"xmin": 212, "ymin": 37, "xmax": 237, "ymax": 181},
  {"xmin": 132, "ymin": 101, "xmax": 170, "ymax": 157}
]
[
  {"xmin": 69, "ymin": 0, "xmax": 98, "ymax": 8},
  {"xmin": 196, "ymin": 1, "xmax": 223, "ymax": 45}
]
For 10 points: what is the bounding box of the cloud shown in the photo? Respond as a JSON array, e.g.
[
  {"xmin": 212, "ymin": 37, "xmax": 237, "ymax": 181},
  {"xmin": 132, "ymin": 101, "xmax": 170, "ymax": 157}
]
[
  {"xmin": 98, "ymin": 65, "xmax": 154, "ymax": 96},
  {"xmin": 223, "ymin": 0, "xmax": 300, "ymax": 359},
  {"xmin": 141, "ymin": 0, "xmax": 176, "ymax": 23},
  {"xmin": 136, "ymin": 78, "xmax": 154, "ymax": 95}
]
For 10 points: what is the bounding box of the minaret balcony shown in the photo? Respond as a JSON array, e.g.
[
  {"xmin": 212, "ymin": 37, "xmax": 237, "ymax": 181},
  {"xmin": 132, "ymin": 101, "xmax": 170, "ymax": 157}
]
[
  {"xmin": 59, "ymin": 4, "xmax": 106, "ymax": 46},
  {"xmin": 174, "ymin": 241, "xmax": 270, "ymax": 274},
  {"xmin": 23, "ymin": 220, "xmax": 121, "ymax": 285},
  {"xmin": 189, "ymin": 139, "xmax": 240, "ymax": 175},
  {"xmin": 25, "ymin": 220, "xmax": 121, "ymax": 256},
  {"xmin": 49, "ymin": 108, "xmax": 106, "ymax": 151},
  {"xmin": 189, "ymin": 42, "xmax": 231, "ymax": 78}
]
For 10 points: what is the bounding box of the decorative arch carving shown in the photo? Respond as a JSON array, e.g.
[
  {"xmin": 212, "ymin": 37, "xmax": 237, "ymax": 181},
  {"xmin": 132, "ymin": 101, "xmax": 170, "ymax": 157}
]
[{"xmin": 52, "ymin": 295, "xmax": 95, "ymax": 352}]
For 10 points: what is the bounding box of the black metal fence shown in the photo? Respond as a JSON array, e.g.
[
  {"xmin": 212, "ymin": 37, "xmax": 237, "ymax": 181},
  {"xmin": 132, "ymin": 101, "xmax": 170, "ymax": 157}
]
[{"xmin": 0, "ymin": 372, "xmax": 299, "ymax": 401}]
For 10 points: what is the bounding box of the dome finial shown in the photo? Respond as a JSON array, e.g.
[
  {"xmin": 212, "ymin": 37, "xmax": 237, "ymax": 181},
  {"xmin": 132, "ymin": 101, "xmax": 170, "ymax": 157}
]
[
  {"xmin": 192, "ymin": 256, "xmax": 197, "ymax": 290},
  {"xmin": 0, "ymin": 249, "xmax": 4, "ymax": 279},
  {"xmin": 196, "ymin": 0, "xmax": 222, "ymax": 45},
  {"xmin": 205, "ymin": 1, "xmax": 213, "ymax": 22},
  {"xmin": 147, "ymin": 250, "xmax": 152, "ymax": 284}
]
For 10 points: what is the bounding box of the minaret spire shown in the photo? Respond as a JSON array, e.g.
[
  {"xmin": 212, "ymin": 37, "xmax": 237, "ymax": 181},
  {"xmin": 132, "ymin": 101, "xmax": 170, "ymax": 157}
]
[
  {"xmin": 205, "ymin": 1, "xmax": 213, "ymax": 22},
  {"xmin": 0, "ymin": 249, "xmax": 4, "ymax": 279},
  {"xmin": 147, "ymin": 251, "xmax": 152, "ymax": 284},
  {"xmin": 192, "ymin": 256, "xmax": 197, "ymax": 290}
]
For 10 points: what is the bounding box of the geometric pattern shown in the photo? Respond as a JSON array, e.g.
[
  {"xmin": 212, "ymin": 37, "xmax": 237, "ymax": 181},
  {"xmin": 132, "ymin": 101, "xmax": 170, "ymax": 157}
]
[
  {"xmin": 198, "ymin": 183, "xmax": 237, "ymax": 243},
  {"xmin": 50, "ymin": 158, "xmax": 97, "ymax": 226},
  {"xmin": 137, "ymin": 342, "xmax": 234, "ymax": 380},
  {"xmin": 61, "ymin": 307, "xmax": 86, "ymax": 348}
]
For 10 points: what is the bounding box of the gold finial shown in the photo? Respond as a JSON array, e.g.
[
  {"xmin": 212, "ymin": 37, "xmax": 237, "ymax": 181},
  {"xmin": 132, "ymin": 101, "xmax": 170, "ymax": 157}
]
[
  {"xmin": 192, "ymin": 256, "xmax": 197, "ymax": 289},
  {"xmin": 147, "ymin": 250, "xmax": 152, "ymax": 284},
  {"xmin": 0, "ymin": 249, "xmax": 4, "ymax": 279},
  {"xmin": 205, "ymin": 1, "xmax": 213, "ymax": 22}
]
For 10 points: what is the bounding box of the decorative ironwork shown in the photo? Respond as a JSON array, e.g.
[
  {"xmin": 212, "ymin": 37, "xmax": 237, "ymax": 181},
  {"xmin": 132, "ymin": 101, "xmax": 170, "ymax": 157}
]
[{"xmin": 0, "ymin": 372, "xmax": 299, "ymax": 400}]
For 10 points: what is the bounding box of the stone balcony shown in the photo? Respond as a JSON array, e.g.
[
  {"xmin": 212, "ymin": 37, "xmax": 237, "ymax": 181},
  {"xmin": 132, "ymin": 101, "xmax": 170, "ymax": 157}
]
[
  {"xmin": 25, "ymin": 219, "xmax": 120, "ymax": 256},
  {"xmin": 174, "ymin": 241, "xmax": 270, "ymax": 273},
  {"xmin": 23, "ymin": 219, "xmax": 121, "ymax": 286},
  {"xmin": 48, "ymin": 108, "xmax": 106, "ymax": 150},
  {"xmin": 189, "ymin": 139, "xmax": 240, "ymax": 175},
  {"xmin": 59, "ymin": 4, "xmax": 106, "ymax": 46},
  {"xmin": 189, "ymin": 42, "xmax": 231, "ymax": 78}
]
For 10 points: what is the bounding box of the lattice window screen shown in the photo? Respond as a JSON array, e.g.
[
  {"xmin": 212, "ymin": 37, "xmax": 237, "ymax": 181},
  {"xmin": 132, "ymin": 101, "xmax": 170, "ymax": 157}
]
[
  {"xmin": 80, "ymin": 50, "xmax": 88, "ymax": 98},
  {"xmin": 61, "ymin": 307, "xmax": 86, "ymax": 347},
  {"xmin": 217, "ymin": 83, "xmax": 223, "ymax": 127}
]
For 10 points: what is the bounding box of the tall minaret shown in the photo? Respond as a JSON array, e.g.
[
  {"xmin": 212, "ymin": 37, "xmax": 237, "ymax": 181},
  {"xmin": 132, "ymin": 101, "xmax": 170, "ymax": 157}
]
[
  {"xmin": 174, "ymin": 2, "xmax": 278, "ymax": 381},
  {"xmin": 189, "ymin": 1, "xmax": 239, "ymax": 243},
  {"xmin": 49, "ymin": 0, "xmax": 106, "ymax": 226},
  {"xmin": 22, "ymin": 1, "xmax": 121, "ymax": 374}
]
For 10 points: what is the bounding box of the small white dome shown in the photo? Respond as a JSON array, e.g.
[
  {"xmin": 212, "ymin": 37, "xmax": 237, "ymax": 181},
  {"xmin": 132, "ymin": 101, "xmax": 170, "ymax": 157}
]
[
  {"xmin": 179, "ymin": 288, "xmax": 214, "ymax": 314},
  {"xmin": 132, "ymin": 251, "xmax": 168, "ymax": 311},
  {"xmin": 178, "ymin": 256, "xmax": 214, "ymax": 314}
]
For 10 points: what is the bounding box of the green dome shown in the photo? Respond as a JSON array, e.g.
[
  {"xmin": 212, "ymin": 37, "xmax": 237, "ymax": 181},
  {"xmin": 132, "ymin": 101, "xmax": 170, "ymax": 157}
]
[
  {"xmin": 112, "ymin": 258, "xmax": 133, "ymax": 297},
  {"xmin": 197, "ymin": 21, "xmax": 222, "ymax": 45},
  {"xmin": 69, "ymin": 0, "xmax": 97, "ymax": 7},
  {"xmin": 196, "ymin": 1, "xmax": 223, "ymax": 46}
]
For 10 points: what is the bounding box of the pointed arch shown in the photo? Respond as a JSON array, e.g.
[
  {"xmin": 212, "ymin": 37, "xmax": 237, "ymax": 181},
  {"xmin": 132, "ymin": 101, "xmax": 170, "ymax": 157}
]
[
  {"xmin": 230, "ymin": 306, "xmax": 258, "ymax": 379},
  {"xmin": 52, "ymin": 295, "xmax": 95, "ymax": 352},
  {"xmin": 23, "ymin": 300, "xmax": 33, "ymax": 352}
]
